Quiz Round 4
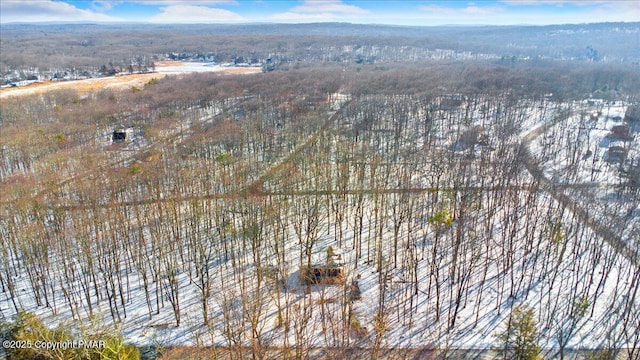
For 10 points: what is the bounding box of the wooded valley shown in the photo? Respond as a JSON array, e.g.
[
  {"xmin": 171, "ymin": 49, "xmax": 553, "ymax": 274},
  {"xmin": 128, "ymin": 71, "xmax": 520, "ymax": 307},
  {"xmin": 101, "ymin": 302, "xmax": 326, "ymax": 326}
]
[{"xmin": 1, "ymin": 22, "xmax": 640, "ymax": 359}]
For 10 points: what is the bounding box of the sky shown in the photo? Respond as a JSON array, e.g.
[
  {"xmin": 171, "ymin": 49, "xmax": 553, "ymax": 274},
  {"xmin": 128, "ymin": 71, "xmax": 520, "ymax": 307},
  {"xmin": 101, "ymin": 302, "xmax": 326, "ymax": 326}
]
[{"xmin": 0, "ymin": 1, "xmax": 638, "ymax": 26}]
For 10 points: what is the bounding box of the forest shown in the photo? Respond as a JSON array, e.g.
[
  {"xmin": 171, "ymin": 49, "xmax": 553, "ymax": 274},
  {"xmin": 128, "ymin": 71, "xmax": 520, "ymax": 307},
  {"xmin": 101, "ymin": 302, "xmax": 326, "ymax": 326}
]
[
  {"xmin": 1, "ymin": 22, "xmax": 639, "ymax": 84},
  {"xmin": 1, "ymin": 23, "xmax": 640, "ymax": 360}
]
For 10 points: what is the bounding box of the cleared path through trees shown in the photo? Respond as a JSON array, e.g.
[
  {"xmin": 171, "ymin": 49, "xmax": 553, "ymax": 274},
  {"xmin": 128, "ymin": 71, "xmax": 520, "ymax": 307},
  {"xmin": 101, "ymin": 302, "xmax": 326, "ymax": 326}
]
[{"xmin": 519, "ymin": 109, "xmax": 639, "ymax": 268}]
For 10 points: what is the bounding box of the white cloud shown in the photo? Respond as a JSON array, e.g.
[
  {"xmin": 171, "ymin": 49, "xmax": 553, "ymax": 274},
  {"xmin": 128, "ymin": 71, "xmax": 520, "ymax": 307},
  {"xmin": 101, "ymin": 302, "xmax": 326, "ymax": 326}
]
[
  {"xmin": 269, "ymin": 0, "xmax": 369, "ymax": 23},
  {"xmin": 147, "ymin": 5, "xmax": 245, "ymax": 23},
  {"xmin": 500, "ymin": 1, "xmax": 607, "ymax": 6},
  {"xmin": 500, "ymin": 0, "xmax": 639, "ymax": 12},
  {"xmin": 132, "ymin": 0, "xmax": 237, "ymax": 5},
  {"xmin": 419, "ymin": 4, "xmax": 505, "ymax": 17},
  {"xmin": 417, "ymin": 4, "xmax": 508, "ymax": 24},
  {"xmin": 0, "ymin": 0, "xmax": 124, "ymax": 23},
  {"xmin": 291, "ymin": 0, "xmax": 369, "ymax": 14},
  {"xmin": 270, "ymin": 11, "xmax": 347, "ymax": 22},
  {"xmin": 91, "ymin": 1, "xmax": 119, "ymax": 12},
  {"xmin": 498, "ymin": 1, "xmax": 639, "ymax": 23},
  {"xmin": 417, "ymin": 1, "xmax": 639, "ymax": 25}
]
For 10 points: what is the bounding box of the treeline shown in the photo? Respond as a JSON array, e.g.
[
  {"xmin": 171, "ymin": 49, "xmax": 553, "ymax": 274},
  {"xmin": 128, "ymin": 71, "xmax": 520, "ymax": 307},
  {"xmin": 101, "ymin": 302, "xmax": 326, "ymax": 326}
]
[
  {"xmin": 2, "ymin": 61, "xmax": 639, "ymax": 191},
  {"xmin": 1, "ymin": 22, "xmax": 638, "ymax": 82}
]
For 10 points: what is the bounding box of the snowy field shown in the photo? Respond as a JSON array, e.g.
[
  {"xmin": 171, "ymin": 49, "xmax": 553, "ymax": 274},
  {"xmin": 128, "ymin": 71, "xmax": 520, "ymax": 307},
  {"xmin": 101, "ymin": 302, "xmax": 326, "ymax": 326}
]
[
  {"xmin": 531, "ymin": 100, "xmax": 639, "ymax": 253},
  {"xmin": 154, "ymin": 61, "xmax": 262, "ymax": 75}
]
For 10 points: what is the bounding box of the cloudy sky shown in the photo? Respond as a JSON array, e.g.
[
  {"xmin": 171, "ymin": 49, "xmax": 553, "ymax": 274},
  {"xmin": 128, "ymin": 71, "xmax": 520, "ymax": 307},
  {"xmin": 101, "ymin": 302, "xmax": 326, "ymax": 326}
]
[{"xmin": 1, "ymin": 1, "xmax": 638, "ymax": 26}]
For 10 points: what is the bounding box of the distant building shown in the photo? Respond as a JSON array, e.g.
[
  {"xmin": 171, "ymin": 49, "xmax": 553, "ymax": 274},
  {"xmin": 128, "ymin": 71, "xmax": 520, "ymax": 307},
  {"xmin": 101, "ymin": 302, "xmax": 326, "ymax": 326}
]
[
  {"xmin": 458, "ymin": 125, "xmax": 488, "ymax": 149},
  {"xmin": 110, "ymin": 127, "xmax": 138, "ymax": 145},
  {"xmin": 440, "ymin": 94, "xmax": 465, "ymax": 109},
  {"xmin": 610, "ymin": 124, "xmax": 631, "ymax": 140},
  {"xmin": 112, "ymin": 130, "xmax": 127, "ymax": 143},
  {"xmin": 300, "ymin": 265, "xmax": 344, "ymax": 285},
  {"xmin": 587, "ymin": 98, "xmax": 604, "ymax": 107}
]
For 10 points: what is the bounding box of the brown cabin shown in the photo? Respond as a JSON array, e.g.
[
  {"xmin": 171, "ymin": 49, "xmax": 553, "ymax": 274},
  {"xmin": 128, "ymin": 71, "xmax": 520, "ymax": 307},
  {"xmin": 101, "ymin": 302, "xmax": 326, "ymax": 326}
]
[
  {"xmin": 300, "ymin": 265, "xmax": 344, "ymax": 285},
  {"xmin": 440, "ymin": 94, "xmax": 465, "ymax": 109},
  {"xmin": 459, "ymin": 125, "xmax": 488, "ymax": 148},
  {"xmin": 610, "ymin": 124, "xmax": 630, "ymax": 140}
]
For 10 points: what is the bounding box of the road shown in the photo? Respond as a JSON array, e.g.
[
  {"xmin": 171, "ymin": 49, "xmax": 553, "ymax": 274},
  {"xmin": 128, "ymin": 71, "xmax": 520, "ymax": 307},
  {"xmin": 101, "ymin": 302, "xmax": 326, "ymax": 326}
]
[{"xmin": 519, "ymin": 109, "xmax": 639, "ymax": 268}]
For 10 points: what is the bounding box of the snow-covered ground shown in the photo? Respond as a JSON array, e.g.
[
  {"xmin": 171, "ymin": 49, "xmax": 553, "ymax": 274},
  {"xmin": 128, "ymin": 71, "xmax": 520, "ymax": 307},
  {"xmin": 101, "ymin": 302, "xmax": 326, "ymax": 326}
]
[
  {"xmin": 530, "ymin": 100, "xmax": 639, "ymax": 252},
  {"xmin": 2, "ymin": 192, "xmax": 637, "ymax": 352},
  {"xmin": 1, "ymin": 96, "xmax": 638, "ymax": 356}
]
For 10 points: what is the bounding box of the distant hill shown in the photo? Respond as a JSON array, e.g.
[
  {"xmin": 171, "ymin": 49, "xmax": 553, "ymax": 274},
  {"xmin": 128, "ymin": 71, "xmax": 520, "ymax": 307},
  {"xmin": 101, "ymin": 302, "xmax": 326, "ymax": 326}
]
[{"xmin": 1, "ymin": 22, "xmax": 638, "ymax": 79}]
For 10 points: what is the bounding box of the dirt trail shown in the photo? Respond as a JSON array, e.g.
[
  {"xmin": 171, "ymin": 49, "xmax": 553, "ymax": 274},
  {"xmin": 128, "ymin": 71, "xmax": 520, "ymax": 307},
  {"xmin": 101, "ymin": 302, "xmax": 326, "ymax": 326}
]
[{"xmin": 520, "ymin": 110, "xmax": 639, "ymax": 268}]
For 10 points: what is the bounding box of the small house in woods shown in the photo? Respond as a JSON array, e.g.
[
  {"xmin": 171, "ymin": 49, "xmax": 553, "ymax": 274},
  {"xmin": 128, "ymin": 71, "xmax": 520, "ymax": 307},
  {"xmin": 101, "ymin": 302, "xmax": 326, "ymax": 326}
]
[
  {"xmin": 300, "ymin": 246, "xmax": 345, "ymax": 285},
  {"xmin": 110, "ymin": 127, "xmax": 138, "ymax": 145},
  {"xmin": 440, "ymin": 94, "xmax": 465, "ymax": 109},
  {"xmin": 300, "ymin": 265, "xmax": 344, "ymax": 285},
  {"xmin": 588, "ymin": 99, "xmax": 604, "ymax": 107},
  {"xmin": 609, "ymin": 124, "xmax": 631, "ymax": 140},
  {"xmin": 112, "ymin": 130, "xmax": 127, "ymax": 143},
  {"xmin": 458, "ymin": 125, "xmax": 489, "ymax": 148}
]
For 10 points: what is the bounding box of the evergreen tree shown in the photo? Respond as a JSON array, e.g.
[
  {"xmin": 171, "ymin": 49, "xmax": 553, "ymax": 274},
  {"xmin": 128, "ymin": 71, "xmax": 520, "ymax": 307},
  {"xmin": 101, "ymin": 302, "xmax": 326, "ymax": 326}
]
[{"xmin": 499, "ymin": 305, "xmax": 541, "ymax": 360}]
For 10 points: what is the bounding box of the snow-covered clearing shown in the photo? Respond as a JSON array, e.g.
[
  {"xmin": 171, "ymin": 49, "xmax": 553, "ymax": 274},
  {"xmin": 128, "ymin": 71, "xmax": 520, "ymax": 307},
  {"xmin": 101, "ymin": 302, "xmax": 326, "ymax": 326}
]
[{"xmin": 531, "ymin": 100, "xmax": 639, "ymax": 253}]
